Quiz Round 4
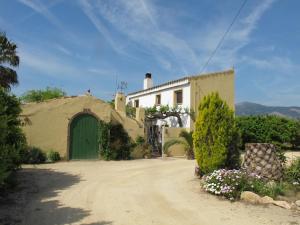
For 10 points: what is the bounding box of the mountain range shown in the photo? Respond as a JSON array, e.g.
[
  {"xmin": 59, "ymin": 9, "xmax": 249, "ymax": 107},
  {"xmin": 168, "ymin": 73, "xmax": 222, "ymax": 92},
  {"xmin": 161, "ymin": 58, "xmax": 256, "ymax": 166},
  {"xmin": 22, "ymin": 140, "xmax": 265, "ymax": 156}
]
[{"xmin": 235, "ymin": 102, "xmax": 300, "ymax": 119}]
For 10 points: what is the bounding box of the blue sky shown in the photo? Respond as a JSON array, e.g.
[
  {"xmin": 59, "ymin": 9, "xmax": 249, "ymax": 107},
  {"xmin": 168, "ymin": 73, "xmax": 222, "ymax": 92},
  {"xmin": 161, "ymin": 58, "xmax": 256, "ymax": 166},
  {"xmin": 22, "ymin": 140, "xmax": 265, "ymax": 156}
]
[{"xmin": 0, "ymin": 0, "xmax": 299, "ymax": 106}]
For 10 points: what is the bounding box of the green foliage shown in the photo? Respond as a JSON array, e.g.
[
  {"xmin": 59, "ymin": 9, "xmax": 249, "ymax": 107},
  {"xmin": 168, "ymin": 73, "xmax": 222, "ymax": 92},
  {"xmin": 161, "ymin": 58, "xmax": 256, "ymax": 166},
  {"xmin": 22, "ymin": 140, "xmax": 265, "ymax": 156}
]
[
  {"xmin": 0, "ymin": 32, "xmax": 19, "ymax": 90},
  {"xmin": 98, "ymin": 121, "xmax": 133, "ymax": 160},
  {"xmin": 284, "ymin": 157, "xmax": 300, "ymax": 185},
  {"xmin": 236, "ymin": 115, "xmax": 300, "ymax": 149},
  {"xmin": 126, "ymin": 103, "xmax": 136, "ymax": 118},
  {"xmin": 0, "ymin": 145, "xmax": 22, "ymax": 188},
  {"xmin": 236, "ymin": 115, "xmax": 300, "ymax": 163},
  {"xmin": 203, "ymin": 169, "xmax": 285, "ymax": 200},
  {"xmin": 132, "ymin": 136, "xmax": 152, "ymax": 159},
  {"xmin": 21, "ymin": 87, "xmax": 66, "ymax": 103},
  {"xmin": 22, "ymin": 146, "xmax": 46, "ymax": 164},
  {"xmin": 135, "ymin": 136, "xmax": 145, "ymax": 145},
  {"xmin": 47, "ymin": 150, "xmax": 61, "ymax": 162},
  {"xmin": 193, "ymin": 92, "xmax": 240, "ymax": 174},
  {"xmin": 98, "ymin": 120, "xmax": 111, "ymax": 160},
  {"xmin": 0, "ymin": 88, "xmax": 26, "ymax": 189},
  {"xmin": 145, "ymin": 104, "xmax": 193, "ymax": 117},
  {"xmin": 163, "ymin": 130, "xmax": 194, "ymax": 159},
  {"xmin": 109, "ymin": 123, "xmax": 132, "ymax": 160}
]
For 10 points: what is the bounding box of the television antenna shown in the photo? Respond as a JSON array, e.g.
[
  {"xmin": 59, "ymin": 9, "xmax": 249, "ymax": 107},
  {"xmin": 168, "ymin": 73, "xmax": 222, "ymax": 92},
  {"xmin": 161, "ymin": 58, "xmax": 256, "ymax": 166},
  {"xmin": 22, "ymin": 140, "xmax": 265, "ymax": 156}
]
[{"xmin": 117, "ymin": 81, "xmax": 127, "ymax": 94}]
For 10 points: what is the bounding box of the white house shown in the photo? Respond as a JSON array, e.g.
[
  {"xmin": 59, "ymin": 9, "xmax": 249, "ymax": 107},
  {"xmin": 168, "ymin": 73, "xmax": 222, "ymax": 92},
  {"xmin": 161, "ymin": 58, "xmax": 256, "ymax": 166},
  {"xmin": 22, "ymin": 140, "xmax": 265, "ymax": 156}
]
[{"xmin": 126, "ymin": 69, "xmax": 235, "ymax": 129}]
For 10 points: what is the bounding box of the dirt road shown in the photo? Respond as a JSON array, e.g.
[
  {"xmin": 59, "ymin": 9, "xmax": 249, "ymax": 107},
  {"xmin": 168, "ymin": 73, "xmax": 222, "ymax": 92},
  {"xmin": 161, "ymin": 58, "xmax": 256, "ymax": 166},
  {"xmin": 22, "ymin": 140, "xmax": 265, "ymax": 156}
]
[{"xmin": 1, "ymin": 158, "xmax": 299, "ymax": 225}]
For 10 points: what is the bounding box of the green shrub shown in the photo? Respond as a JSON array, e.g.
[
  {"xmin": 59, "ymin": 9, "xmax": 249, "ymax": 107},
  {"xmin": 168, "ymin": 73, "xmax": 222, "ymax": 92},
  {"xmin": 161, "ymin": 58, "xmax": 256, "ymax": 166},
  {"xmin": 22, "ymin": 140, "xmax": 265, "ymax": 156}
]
[
  {"xmin": 135, "ymin": 136, "xmax": 145, "ymax": 146},
  {"xmin": 98, "ymin": 121, "xmax": 133, "ymax": 160},
  {"xmin": 109, "ymin": 123, "xmax": 132, "ymax": 160},
  {"xmin": 0, "ymin": 145, "xmax": 22, "ymax": 189},
  {"xmin": 47, "ymin": 150, "xmax": 61, "ymax": 162},
  {"xmin": 23, "ymin": 146, "xmax": 46, "ymax": 164},
  {"xmin": 284, "ymin": 157, "xmax": 300, "ymax": 185},
  {"xmin": 126, "ymin": 103, "xmax": 136, "ymax": 118},
  {"xmin": 21, "ymin": 87, "xmax": 66, "ymax": 103},
  {"xmin": 193, "ymin": 92, "xmax": 240, "ymax": 174},
  {"xmin": 0, "ymin": 89, "xmax": 26, "ymax": 189}
]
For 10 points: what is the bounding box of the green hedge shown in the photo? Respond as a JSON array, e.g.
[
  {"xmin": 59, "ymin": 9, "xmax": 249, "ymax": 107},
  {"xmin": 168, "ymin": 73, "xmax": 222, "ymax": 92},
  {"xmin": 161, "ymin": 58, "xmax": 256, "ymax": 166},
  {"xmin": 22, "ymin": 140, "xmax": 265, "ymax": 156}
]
[{"xmin": 236, "ymin": 115, "xmax": 300, "ymax": 149}]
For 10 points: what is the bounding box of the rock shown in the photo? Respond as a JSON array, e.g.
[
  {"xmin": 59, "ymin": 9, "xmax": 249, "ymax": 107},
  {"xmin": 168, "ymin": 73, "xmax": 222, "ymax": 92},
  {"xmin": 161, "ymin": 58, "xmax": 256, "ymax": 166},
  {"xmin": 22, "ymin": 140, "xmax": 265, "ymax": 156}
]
[
  {"xmin": 291, "ymin": 203, "xmax": 298, "ymax": 210},
  {"xmin": 260, "ymin": 196, "xmax": 274, "ymax": 204},
  {"xmin": 295, "ymin": 200, "xmax": 300, "ymax": 207},
  {"xmin": 272, "ymin": 200, "xmax": 291, "ymax": 209},
  {"xmin": 241, "ymin": 192, "xmax": 292, "ymax": 210},
  {"xmin": 240, "ymin": 191, "xmax": 261, "ymax": 204}
]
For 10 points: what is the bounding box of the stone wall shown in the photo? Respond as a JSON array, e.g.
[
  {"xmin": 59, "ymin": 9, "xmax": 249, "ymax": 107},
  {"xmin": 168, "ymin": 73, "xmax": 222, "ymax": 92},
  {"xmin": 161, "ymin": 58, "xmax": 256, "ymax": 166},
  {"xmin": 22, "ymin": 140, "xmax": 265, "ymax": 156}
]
[{"xmin": 243, "ymin": 143, "xmax": 283, "ymax": 180}]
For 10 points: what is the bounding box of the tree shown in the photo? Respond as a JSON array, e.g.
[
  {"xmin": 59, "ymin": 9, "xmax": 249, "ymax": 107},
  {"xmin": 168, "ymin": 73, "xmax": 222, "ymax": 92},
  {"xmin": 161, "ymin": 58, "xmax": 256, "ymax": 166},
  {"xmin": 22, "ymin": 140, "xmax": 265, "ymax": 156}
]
[
  {"xmin": 0, "ymin": 33, "xmax": 19, "ymax": 90},
  {"xmin": 145, "ymin": 105, "xmax": 194, "ymax": 127},
  {"xmin": 163, "ymin": 130, "xmax": 194, "ymax": 159},
  {"xmin": 21, "ymin": 87, "xmax": 66, "ymax": 103},
  {"xmin": 193, "ymin": 92, "xmax": 240, "ymax": 174},
  {"xmin": 0, "ymin": 88, "xmax": 26, "ymax": 189}
]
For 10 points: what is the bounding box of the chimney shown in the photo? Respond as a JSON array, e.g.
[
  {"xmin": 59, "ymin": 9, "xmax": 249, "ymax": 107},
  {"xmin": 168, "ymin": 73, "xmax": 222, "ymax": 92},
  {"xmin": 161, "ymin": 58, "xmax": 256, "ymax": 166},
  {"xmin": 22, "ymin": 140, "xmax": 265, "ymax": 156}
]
[{"xmin": 143, "ymin": 73, "xmax": 153, "ymax": 90}]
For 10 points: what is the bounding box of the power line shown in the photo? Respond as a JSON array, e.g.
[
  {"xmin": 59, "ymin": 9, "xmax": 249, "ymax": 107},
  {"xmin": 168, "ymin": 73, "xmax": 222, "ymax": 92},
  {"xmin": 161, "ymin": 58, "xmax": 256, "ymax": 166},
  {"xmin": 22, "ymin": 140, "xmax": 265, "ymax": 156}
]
[{"xmin": 199, "ymin": 0, "xmax": 248, "ymax": 73}]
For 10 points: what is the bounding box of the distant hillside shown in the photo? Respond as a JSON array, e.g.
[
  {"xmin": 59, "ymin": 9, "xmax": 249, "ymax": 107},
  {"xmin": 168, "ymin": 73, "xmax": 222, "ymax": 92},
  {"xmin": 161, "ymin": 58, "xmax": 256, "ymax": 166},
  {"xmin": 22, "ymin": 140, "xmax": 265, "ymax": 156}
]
[{"xmin": 235, "ymin": 102, "xmax": 300, "ymax": 119}]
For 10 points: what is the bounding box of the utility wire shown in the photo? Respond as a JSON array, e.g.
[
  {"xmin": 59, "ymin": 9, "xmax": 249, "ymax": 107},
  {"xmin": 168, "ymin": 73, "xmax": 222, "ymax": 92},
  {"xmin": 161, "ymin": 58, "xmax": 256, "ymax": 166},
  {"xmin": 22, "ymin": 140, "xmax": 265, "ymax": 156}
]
[{"xmin": 199, "ymin": 0, "xmax": 248, "ymax": 73}]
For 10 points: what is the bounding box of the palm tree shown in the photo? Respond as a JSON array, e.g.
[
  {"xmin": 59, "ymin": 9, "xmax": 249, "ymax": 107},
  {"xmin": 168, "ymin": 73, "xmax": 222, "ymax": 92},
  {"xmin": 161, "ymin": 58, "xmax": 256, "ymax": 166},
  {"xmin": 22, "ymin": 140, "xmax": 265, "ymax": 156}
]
[
  {"xmin": 0, "ymin": 33, "xmax": 19, "ymax": 90},
  {"xmin": 163, "ymin": 130, "xmax": 194, "ymax": 159}
]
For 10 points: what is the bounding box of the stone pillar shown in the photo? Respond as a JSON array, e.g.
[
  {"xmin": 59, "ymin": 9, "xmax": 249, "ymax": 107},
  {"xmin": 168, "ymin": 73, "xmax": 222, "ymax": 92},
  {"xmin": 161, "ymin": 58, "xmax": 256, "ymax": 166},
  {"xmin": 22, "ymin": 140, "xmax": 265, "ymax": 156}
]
[
  {"xmin": 115, "ymin": 92, "xmax": 126, "ymax": 116},
  {"xmin": 135, "ymin": 107, "xmax": 145, "ymax": 124},
  {"xmin": 243, "ymin": 143, "xmax": 283, "ymax": 181}
]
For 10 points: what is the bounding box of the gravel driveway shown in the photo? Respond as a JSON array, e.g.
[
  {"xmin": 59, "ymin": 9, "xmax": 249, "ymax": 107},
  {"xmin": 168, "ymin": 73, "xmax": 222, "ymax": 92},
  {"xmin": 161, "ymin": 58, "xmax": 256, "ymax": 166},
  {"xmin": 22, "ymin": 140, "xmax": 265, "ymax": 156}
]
[{"xmin": 1, "ymin": 158, "xmax": 299, "ymax": 225}]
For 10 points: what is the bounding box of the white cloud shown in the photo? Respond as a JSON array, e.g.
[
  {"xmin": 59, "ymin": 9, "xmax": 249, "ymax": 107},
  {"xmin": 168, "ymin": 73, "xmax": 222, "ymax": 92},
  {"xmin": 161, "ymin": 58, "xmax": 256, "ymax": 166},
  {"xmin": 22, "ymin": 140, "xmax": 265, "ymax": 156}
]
[
  {"xmin": 241, "ymin": 56, "xmax": 299, "ymax": 73},
  {"xmin": 54, "ymin": 44, "xmax": 72, "ymax": 56},
  {"xmin": 19, "ymin": 48, "xmax": 81, "ymax": 79},
  {"xmin": 18, "ymin": 0, "xmax": 62, "ymax": 29},
  {"xmin": 78, "ymin": 0, "xmax": 200, "ymax": 74},
  {"xmin": 191, "ymin": 0, "xmax": 277, "ymax": 72},
  {"xmin": 18, "ymin": 0, "xmax": 80, "ymax": 43}
]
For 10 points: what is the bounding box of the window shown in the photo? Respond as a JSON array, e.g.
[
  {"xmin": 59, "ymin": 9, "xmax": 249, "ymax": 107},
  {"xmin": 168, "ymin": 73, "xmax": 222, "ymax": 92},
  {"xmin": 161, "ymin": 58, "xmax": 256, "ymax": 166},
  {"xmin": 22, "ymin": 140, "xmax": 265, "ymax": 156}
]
[
  {"xmin": 134, "ymin": 99, "xmax": 139, "ymax": 108},
  {"xmin": 174, "ymin": 90, "xmax": 183, "ymax": 105},
  {"xmin": 155, "ymin": 94, "xmax": 161, "ymax": 105}
]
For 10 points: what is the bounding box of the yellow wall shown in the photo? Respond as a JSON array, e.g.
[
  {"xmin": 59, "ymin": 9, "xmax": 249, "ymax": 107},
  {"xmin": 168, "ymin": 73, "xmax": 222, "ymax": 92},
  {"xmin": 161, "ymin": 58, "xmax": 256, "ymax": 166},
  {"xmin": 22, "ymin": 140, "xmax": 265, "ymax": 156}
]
[
  {"xmin": 162, "ymin": 127, "xmax": 189, "ymax": 157},
  {"xmin": 21, "ymin": 95, "xmax": 144, "ymax": 159},
  {"xmin": 189, "ymin": 69, "xmax": 235, "ymax": 129},
  {"xmin": 111, "ymin": 110, "xmax": 144, "ymax": 140}
]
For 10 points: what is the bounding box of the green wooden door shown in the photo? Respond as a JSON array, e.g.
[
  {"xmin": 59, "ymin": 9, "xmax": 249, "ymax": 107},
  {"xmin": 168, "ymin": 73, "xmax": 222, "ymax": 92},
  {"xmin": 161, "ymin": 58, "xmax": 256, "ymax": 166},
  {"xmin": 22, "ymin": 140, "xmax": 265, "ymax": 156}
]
[{"xmin": 70, "ymin": 114, "xmax": 99, "ymax": 159}]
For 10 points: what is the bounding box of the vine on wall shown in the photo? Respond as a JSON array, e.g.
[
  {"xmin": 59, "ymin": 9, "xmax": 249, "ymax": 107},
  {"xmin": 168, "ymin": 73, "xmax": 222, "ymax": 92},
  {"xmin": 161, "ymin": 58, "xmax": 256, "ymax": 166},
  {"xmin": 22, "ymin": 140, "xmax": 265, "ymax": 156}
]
[{"xmin": 98, "ymin": 120, "xmax": 132, "ymax": 160}]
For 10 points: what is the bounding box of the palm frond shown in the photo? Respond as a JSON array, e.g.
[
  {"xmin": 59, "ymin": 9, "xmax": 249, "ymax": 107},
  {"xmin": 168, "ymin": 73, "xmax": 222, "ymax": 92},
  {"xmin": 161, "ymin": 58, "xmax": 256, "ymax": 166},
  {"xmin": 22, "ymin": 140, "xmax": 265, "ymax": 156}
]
[
  {"xmin": 179, "ymin": 130, "xmax": 193, "ymax": 148},
  {"xmin": 0, "ymin": 66, "xmax": 18, "ymax": 89}
]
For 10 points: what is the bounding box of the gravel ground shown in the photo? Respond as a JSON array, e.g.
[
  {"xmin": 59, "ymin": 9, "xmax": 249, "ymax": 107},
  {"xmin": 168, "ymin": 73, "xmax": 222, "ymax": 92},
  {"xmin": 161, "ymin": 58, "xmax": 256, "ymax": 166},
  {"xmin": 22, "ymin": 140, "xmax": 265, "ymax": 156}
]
[{"xmin": 0, "ymin": 158, "xmax": 299, "ymax": 225}]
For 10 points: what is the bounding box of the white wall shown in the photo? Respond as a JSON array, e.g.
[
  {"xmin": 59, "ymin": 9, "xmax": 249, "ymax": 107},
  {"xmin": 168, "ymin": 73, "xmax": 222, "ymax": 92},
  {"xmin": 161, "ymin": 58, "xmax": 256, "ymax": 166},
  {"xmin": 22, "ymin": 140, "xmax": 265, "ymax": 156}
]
[{"xmin": 127, "ymin": 81, "xmax": 191, "ymax": 128}]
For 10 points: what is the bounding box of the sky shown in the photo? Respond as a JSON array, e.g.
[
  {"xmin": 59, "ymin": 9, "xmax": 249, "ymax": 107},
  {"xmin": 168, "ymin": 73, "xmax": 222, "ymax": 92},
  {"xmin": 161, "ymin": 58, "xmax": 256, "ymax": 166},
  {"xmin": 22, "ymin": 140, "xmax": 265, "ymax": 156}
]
[{"xmin": 0, "ymin": 0, "xmax": 299, "ymax": 106}]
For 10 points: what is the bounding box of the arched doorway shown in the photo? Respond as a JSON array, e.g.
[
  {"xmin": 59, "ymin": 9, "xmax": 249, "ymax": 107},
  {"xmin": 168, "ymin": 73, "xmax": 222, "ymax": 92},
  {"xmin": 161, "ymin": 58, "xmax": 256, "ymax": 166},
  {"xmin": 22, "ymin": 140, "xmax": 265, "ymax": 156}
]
[{"xmin": 69, "ymin": 113, "xmax": 99, "ymax": 159}]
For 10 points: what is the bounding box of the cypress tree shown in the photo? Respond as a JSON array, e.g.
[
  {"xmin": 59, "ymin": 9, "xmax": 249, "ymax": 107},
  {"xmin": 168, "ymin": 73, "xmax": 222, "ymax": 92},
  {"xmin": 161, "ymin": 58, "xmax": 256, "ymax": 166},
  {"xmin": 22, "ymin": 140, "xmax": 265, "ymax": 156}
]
[{"xmin": 193, "ymin": 92, "xmax": 240, "ymax": 174}]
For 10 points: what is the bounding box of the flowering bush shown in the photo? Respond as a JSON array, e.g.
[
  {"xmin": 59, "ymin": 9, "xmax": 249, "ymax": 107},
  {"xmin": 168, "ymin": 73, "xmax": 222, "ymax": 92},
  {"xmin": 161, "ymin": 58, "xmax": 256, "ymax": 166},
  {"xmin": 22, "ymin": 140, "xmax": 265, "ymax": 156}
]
[
  {"xmin": 202, "ymin": 169, "xmax": 285, "ymax": 200},
  {"xmin": 203, "ymin": 169, "xmax": 246, "ymax": 200}
]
